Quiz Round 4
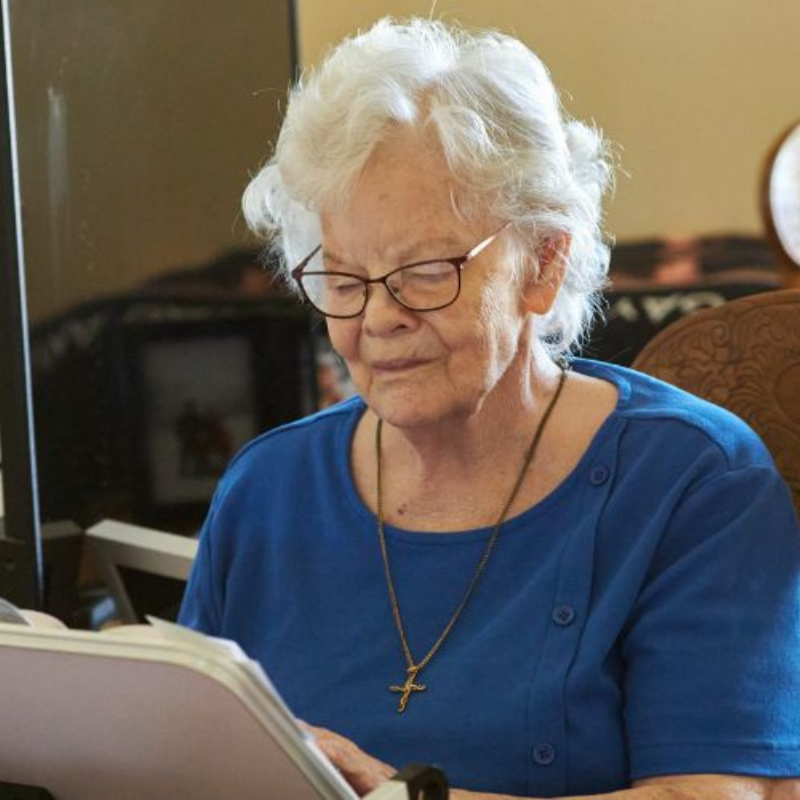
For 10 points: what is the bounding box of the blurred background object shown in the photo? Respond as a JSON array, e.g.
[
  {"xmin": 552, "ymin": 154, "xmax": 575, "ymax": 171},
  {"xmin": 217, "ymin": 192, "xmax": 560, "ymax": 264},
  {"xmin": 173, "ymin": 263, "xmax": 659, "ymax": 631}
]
[
  {"xmin": 587, "ymin": 234, "xmax": 783, "ymax": 365},
  {"xmin": 762, "ymin": 118, "xmax": 800, "ymax": 287}
]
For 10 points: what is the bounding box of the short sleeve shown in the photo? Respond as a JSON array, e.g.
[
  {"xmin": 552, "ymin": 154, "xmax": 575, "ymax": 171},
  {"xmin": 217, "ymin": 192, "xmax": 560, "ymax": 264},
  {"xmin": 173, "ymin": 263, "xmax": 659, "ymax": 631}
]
[
  {"xmin": 178, "ymin": 503, "xmax": 223, "ymax": 635},
  {"xmin": 623, "ymin": 465, "xmax": 800, "ymax": 779}
]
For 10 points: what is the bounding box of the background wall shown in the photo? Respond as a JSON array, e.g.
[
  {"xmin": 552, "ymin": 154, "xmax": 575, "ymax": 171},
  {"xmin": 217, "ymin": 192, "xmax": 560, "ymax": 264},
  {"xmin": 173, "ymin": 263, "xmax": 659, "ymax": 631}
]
[{"xmin": 295, "ymin": 0, "xmax": 800, "ymax": 242}]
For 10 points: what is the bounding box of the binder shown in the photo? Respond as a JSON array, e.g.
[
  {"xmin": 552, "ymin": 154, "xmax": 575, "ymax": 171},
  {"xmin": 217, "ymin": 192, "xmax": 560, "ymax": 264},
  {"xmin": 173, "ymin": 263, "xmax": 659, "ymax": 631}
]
[{"xmin": 0, "ymin": 620, "xmax": 360, "ymax": 799}]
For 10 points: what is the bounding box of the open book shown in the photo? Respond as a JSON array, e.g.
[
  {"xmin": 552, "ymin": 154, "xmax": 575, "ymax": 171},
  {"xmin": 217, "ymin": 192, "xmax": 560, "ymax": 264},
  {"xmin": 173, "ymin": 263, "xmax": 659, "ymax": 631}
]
[{"xmin": 0, "ymin": 616, "xmax": 360, "ymax": 799}]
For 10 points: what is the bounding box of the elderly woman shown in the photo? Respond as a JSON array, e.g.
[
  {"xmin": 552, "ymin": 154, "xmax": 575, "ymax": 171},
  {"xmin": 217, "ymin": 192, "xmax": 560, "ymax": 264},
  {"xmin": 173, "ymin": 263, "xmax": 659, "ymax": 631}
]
[{"xmin": 179, "ymin": 18, "xmax": 800, "ymax": 800}]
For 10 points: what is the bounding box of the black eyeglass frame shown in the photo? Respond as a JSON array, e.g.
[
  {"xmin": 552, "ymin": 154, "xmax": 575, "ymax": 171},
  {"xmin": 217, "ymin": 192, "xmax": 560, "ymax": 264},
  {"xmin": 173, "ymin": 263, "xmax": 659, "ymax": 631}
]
[{"xmin": 290, "ymin": 223, "xmax": 511, "ymax": 319}]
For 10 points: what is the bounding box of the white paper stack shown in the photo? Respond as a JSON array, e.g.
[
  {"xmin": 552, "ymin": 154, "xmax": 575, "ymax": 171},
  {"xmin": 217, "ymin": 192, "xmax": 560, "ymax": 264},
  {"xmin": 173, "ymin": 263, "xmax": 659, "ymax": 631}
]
[{"xmin": 0, "ymin": 618, "xmax": 359, "ymax": 800}]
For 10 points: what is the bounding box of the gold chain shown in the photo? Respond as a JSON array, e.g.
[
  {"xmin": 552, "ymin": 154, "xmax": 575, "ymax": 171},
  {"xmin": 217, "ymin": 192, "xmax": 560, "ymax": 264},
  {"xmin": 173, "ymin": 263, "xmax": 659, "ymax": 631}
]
[{"xmin": 376, "ymin": 364, "xmax": 568, "ymax": 712}]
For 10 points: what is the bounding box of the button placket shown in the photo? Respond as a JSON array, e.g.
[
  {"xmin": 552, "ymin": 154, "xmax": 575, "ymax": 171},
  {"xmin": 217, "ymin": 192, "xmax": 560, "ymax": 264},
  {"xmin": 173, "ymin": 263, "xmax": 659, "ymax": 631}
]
[{"xmin": 525, "ymin": 436, "xmax": 620, "ymax": 796}]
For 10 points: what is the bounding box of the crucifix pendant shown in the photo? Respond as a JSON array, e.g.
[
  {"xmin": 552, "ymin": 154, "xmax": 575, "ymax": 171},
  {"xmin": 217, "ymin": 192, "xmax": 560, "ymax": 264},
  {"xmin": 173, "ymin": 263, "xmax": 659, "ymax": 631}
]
[{"xmin": 390, "ymin": 665, "xmax": 427, "ymax": 713}]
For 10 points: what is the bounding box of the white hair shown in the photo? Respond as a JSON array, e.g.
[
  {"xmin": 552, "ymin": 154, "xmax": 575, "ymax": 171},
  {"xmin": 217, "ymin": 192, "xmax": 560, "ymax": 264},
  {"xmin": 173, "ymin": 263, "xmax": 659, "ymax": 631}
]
[{"xmin": 243, "ymin": 17, "xmax": 614, "ymax": 357}]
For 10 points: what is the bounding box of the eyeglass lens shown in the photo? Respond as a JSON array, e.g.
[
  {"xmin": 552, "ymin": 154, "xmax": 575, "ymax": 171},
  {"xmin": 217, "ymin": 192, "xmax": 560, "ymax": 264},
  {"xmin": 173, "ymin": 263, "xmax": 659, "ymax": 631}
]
[{"xmin": 300, "ymin": 259, "xmax": 459, "ymax": 316}]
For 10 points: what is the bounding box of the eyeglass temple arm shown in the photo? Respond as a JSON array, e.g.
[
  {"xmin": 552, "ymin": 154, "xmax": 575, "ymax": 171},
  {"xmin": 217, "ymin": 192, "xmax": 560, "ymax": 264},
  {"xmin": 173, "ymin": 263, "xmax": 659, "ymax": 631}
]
[
  {"xmin": 291, "ymin": 246, "xmax": 322, "ymax": 279},
  {"xmin": 464, "ymin": 222, "xmax": 511, "ymax": 262}
]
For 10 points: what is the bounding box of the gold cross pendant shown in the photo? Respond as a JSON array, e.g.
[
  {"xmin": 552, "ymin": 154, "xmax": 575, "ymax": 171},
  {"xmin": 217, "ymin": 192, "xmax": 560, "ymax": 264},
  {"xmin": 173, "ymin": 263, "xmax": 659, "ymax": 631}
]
[{"xmin": 390, "ymin": 665, "xmax": 427, "ymax": 713}]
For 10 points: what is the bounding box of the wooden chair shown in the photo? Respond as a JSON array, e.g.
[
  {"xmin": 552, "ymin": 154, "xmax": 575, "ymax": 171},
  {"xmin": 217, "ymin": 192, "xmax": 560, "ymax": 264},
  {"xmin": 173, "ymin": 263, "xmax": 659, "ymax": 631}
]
[{"xmin": 631, "ymin": 289, "xmax": 800, "ymax": 515}]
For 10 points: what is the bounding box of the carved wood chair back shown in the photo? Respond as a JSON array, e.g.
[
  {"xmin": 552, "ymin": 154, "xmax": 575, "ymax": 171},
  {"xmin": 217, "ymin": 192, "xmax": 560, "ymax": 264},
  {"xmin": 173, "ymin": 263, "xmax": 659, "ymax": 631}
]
[{"xmin": 632, "ymin": 289, "xmax": 800, "ymax": 516}]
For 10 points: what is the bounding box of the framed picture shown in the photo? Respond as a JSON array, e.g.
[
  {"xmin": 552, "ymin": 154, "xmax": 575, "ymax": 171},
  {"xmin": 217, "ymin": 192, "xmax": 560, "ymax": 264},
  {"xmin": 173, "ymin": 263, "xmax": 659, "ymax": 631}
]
[
  {"xmin": 125, "ymin": 301, "xmax": 316, "ymax": 530},
  {"xmin": 141, "ymin": 333, "xmax": 257, "ymax": 505}
]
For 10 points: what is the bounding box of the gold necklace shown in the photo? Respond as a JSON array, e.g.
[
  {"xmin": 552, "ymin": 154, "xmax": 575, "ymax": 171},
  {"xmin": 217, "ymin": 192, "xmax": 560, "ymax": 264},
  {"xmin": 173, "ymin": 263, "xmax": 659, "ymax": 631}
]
[{"xmin": 375, "ymin": 365, "xmax": 568, "ymax": 713}]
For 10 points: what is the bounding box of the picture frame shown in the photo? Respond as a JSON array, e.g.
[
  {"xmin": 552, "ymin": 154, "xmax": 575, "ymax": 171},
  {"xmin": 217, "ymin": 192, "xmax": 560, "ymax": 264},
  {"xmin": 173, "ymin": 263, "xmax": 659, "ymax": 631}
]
[{"xmin": 124, "ymin": 299, "xmax": 316, "ymax": 531}]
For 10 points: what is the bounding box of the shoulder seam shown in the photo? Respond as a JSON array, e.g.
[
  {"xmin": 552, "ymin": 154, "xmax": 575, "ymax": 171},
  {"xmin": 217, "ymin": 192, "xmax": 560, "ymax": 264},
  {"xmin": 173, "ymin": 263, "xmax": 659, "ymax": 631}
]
[{"xmin": 617, "ymin": 409, "xmax": 753, "ymax": 471}]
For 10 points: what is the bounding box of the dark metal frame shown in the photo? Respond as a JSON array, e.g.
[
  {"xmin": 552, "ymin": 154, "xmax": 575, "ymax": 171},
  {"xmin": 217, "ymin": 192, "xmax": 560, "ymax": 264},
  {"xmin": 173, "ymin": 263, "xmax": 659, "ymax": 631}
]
[
  {"xmin": 0, "ymin": 0, "xmax": 44, "ymax": 607},
  {"xmin": 286, "ymin": 0, "xmax": 300, "ymax": 82},
  {"xmin": 291, "ymin": 224, "xmax": 510, "ymax": 318}
]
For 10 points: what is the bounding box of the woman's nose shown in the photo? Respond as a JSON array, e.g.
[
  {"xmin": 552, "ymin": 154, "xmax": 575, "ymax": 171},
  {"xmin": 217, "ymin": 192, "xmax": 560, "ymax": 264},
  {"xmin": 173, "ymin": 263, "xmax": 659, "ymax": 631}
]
[{"xmin": 361, "ymin": 281, "xmax": 414, "ymax": 335}]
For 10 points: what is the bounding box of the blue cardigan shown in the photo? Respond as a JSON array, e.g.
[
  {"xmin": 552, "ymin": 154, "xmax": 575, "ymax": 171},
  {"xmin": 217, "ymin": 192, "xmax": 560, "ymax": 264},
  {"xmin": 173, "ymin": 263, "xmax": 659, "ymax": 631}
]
[{"xmin": 179, "ymin": 359, "xmax": 800, "ymax": 798}]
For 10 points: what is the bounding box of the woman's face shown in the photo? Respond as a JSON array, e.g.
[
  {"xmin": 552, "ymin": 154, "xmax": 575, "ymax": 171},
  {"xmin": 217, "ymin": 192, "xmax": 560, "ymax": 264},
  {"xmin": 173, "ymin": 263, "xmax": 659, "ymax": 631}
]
[{"xmin": 320, "ymin": 132, "xmax": 539, "ymax": 430}]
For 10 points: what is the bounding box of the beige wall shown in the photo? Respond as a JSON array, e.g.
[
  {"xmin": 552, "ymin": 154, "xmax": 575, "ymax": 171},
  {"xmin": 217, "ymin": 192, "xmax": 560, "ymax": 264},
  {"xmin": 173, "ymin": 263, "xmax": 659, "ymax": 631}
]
[{"xmin": 296, "ymin": 0, "xmax": 800, "ymax": 241}]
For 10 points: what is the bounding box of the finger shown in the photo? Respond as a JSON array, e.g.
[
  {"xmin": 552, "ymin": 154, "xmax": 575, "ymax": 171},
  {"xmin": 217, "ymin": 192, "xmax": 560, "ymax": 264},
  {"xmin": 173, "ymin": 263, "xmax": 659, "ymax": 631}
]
[
  {"xmin": 297, "ymin": 720, "xmax": 315, "ymax": 736},
  {"xmin": 300, "ymin": 725, "xmax": 395, "ymax": 795},
  {"xmin": 330, "ymin": 742, "xmax": 395, "ymax": 794}
]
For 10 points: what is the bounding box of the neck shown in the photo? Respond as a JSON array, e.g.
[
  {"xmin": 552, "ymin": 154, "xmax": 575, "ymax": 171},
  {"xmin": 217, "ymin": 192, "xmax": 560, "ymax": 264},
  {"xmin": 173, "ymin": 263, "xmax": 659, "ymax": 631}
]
[{"xmin": 374, "ymin": 345, "xmax": 565, "ymax": 488}]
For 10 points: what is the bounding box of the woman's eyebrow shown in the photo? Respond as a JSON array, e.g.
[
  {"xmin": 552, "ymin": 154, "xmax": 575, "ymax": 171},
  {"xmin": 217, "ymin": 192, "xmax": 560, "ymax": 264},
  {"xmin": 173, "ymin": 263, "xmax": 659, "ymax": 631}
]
[
  {"xmin": 394, "ymin": 235, "xmax": 464, "ymax": 262},
  {"xmin": 321, "ymin": 250, "xmax": 349, "ymax": 266},
  {"xmin": 322, "ymin": 236, "xmax": 465, "ymax": 270}
]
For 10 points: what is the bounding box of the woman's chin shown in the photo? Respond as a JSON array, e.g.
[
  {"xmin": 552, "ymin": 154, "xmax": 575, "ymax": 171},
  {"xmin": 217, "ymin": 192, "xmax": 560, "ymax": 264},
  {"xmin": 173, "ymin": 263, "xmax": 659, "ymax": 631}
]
[
  {"xmin": 364, "ymin": 385, "xmax": 471, "ymax": 432},
  {"xmin": 366, "ymin": 390, "xmax": 447, "ymax": 430}
]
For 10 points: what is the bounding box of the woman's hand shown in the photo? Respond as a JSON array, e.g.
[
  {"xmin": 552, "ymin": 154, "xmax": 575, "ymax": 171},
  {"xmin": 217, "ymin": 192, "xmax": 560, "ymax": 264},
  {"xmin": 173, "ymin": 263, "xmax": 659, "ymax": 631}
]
[{"xmin": 300, "ymin": 721, "xmax": 396, "ymax": 797}]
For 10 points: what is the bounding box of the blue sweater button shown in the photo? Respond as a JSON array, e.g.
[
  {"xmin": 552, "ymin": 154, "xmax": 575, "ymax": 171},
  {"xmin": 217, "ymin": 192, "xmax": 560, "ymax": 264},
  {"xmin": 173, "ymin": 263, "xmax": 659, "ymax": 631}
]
[
  {"xmin": 590, "ymin": 465, "xmax": 610, "ymax": 486},
  {"xmin": 533, "ymin": 743, "xmax": 556, "ymax": 765},
  {"xmin": 552, "ymin": 604, "xmax": 575, "ymax": 626}
]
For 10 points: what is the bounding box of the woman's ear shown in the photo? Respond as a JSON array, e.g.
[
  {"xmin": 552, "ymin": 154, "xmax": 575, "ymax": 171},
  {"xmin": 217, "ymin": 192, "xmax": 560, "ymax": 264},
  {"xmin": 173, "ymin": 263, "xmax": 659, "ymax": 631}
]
[{"xmin": 520, "ymin": 233, "xmax": 570, "ymax": 315}]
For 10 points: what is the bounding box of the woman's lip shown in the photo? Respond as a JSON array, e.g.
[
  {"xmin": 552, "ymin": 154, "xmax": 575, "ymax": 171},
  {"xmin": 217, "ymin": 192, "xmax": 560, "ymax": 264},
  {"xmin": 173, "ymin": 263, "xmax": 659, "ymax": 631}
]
[{"xmin": 371, "ymin": 358, "xmax": 431, "ymax": 371}]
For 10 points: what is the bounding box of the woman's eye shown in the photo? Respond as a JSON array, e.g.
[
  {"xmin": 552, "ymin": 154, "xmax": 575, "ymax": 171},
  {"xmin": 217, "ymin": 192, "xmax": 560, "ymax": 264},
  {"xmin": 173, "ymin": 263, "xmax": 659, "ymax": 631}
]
[
  {"xmin": 407, "ymin": 263, "xmax": 452, "ymax": 282},
  {"xmin": 329, "ymin": 277, "xmax": 363, "ymax": 293}
]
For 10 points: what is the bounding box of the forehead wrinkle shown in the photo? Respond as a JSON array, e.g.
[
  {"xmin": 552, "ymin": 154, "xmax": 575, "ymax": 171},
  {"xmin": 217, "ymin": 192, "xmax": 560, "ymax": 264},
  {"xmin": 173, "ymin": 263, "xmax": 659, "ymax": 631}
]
[
  {"xmin": 393, "ymin": 234, "xmax": 467, "ymax": 263},
  {"xmin": 322, "ymin": 233, "xmax": 468, "ymax": 272},
  {"xmin": 322, "ymin": 235, "xmax": 466, "ymax": 271},
  {"xmin": 320, "ymin": 249, "xmax": 350, "ymax": 267}
]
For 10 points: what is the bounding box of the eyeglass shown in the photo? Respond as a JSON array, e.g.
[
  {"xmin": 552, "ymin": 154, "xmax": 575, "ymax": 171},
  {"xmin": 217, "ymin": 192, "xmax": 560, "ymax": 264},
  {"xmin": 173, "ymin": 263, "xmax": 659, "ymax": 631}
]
[{"xmin": 290, "ymin": 223, "xmax": 510, "ymax": 319}]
